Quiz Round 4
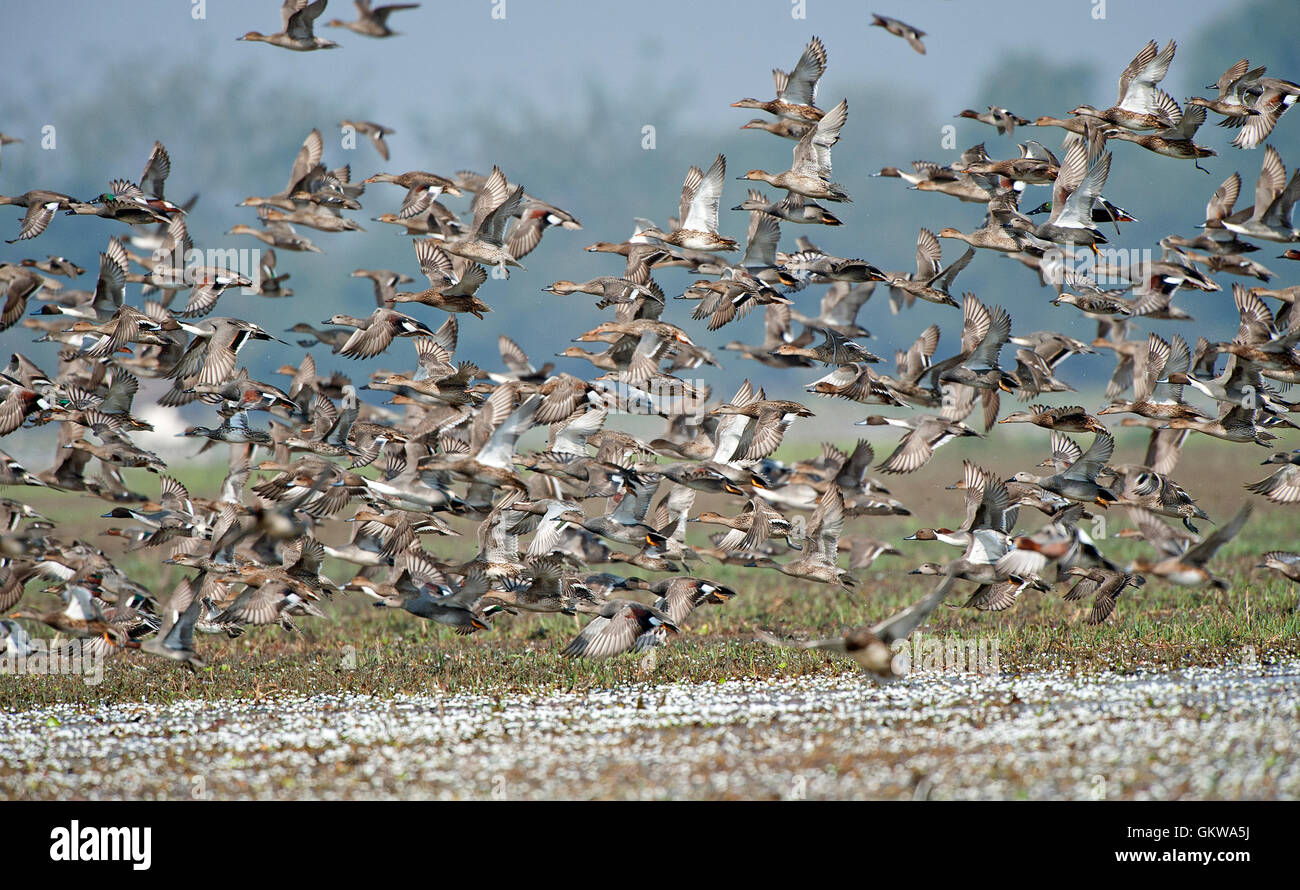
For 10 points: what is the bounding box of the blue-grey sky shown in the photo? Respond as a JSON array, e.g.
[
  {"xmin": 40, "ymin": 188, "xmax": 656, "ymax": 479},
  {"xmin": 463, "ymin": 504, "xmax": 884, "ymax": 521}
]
[
  {"xmin": 3, "ymin": 1, "xmax": 1228, "ymax": 133},
  {"xmin": 1, "ymin": 0, "xmax": 1292, "ymax": 450}
]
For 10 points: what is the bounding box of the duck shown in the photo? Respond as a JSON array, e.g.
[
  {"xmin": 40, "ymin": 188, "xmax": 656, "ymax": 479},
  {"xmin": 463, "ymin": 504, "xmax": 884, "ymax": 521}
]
[
  {"xmin": 883, "ymin": 228, "xmax": 971, "ymax": 309},
  {"xmin": 1246, "ymin": 450, "xmax": 1300, "ymax": 503},
  {"xmin": 258, "ymin": 205, "xmax": 363, "ymax": 234},
  {"xmin": 640, "ymin": 154, "xmax": 738, "ymax": 252},
  {"xmin": 327, "ymin": 1, "xmax": 419, "ymax": 37},
  {"xmin": 0, "ymin": 266, "xmax": 46, "ymax": 332},
  {"xmin": 0, "ymin": 133, "xmax": 20, "ymax": 174},
  {"xmin": 1009, "ymin": 431, "xmax": 1117, "ymax": 506},
  {"xmin": 739, "ymin": 99, "xmax": 851, "ymax": 202},
  {"xmin": 938, "ymin": 223, "xmax": 1038, "ymax": 254},
  {"xmin": 226, "ymin": 219, "xmax": 323, "ymax": 253},
  {"xmin": 857, "ymin": 414, "xmax": 980, "ymax": 474},
  {"xmin": 709, "ymin": 397, "xmax": 814, "ymax": 462},
  {"xmin": 870, "ymin": 13, "xmax": 926, "ymax": 54},
  {"xmin": 133, "ymin": 592, "xmax": 206, "ymax": 669},
  {"xmin": 730, "ymin": 36, "xmax": 828, "ymax": 124},
  {"xmin": 738, "ymin": 118, "xmax": 812, "ymax": 140},
  {"xmin": 788, "ymin": 281, "xmax": 874, "ymax": 338},
  {"xmin": 561, "ymin": 599, "xmax": 680, "ymax": 659},
  {"xmin": 1104, "ymin": 104, "xmax": 1215, "ymax": 172},
  {"xmin": 999, "ymin": 404, "xmax": 1107, "ymax": 433},
  {"xmin": 430, "ymin": 166, "xmax": 527, "ymax": 274},
  {"xmin": 1061, "ymin": 567, "xmax": 1146, "ymax": 624},
  {"xmin": 779, "ymin": 244, "xmax": 885, "ymax": 285},
  {"xmin": 731, "ymin": 189, "xmax": 842, "ymax": 226},
  {"xmin": 324, "ymin": 308, "xmax": 434, "ymax": 359},
  {"xmin": 874, "ymin": 156, "xmax": 997, "ymax": 204},
  {"xmin": 1101, "ymin": 463, "xmax": 1207, "ymax": 532},
  {"xmin": 9, "ymin": 575, "xmax": 128, "ymax": 645},
  {"xmin": 1187, "ymin": 58, "xmax": 1267, "ymax": 125},
  {"xmin": 1126, "ymin": 504, "xmax": 1253, "ymax": 589},
  {"xmin": 1098, "ymin": 334, "xmax": 1207, "ymax": 421},
  {"xmin": 771, "ymin": 326, "xmax": 880, "ymax": 365},
  {"xmin": 691, "ymin": 498, "xmax": 799, "ymax": 554},
  {"xmin": 1156, "ymin": 404, "xmax": 1277, "ymax": 447},
  {"xmin": 953, "ymin": 142, "xmax": 1058, "ymax": 185},
  {"xmin": 363, "ymin": 170, "xmax": 464, "ymax": 206},
  {"xmin": 806, "ymin": 362, "xmax": 906, "ymax": 407},
  {"xmin": 1070, "ymin": 39, "xmax": 1178, "ymax": 131},
  {"xmin": 631, "ymin": 577, "xmax": 737, "ymax": 651},
  {"xmin": 744, "ymin": 485, "xmax": 857, "ymax": 591},
  {"xmin": 452, "ymin": 169, "xmax": 583, "ymax": 257},
  {"xmin": 360, "ymin": 565, "xmax": 491, "ymax": 634},
  {"xmin": 387, "ymin": 238, "xmax": 490, "ymax": 317},
  {"xmin": 756, "ymin": 573, "xmax": 959, "ymax": 681},
  {"xmin": 1028, "ymin": 136, "xmax": 1112, "ymax": 248},
  {"xmin": 0, "ymin": 190, "xmax": 77, "ymax": 242},
  {"xmin": 543, "ymin": 277, "xmax": 660, "ymax": 306},
  {"xmin": 1221, "ymin": 146, "xmax": 1300, "ymax": 243},
  {"xmin": 239, "ymin": 0, "xmax": 339, "ymax": 51},
  {"xmin": 957, "ymin": 106, "xmax": 1030, "ymax": 136},
  {"xmin": 347, "ymin": 268, "xmax": 411, "ymax": 306},
  {"xmin": 1256, "ymin": 551, "xmax": 1300, "ymax": 611},
  {"xmin": 1230, "ymin": 78, "xmax": 1300, "ymax": 150},
  {"xmin": 928, "ymin": 293, "xmax": 1018, "ymax": 403},
  {"xmin": 842, "ymin": 538, "xmax": 902, "ymax": 571}
]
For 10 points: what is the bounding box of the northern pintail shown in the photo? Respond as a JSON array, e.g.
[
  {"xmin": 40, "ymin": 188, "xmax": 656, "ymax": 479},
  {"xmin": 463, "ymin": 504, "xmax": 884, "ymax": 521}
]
[
  {"xmin": 745, "ymin": 485, "xmax": 857, "ymax": 590},
  {"xmin": 430, "ymin": 166, "xmax": 526, "ymax": 274},
  {"xmin": 1256, "ymin": 551, "xmax": 1300, "ymax": 611},
  {"xmin": 857, "ymin": 414, "xmax": 980, "ymax": 474},
  {"xmin": 0, "ymin": 190, "xmax": 77, "ymax": 242},
  {"xmin": 740, "ymin": 99, "xmax": 851, "ymax": 202},
  {"xmin": 239, "ymin": 0, "xmax": 339, "ymax": 51},
  {"xmin": 883, "ymin": 228, "xmax": 971, "ymax": 308},
  {"xmin": 756, "ymin": 573, "xmax": 959, "ymax": 681},
  {"xmin": 1221, "ymin": 146, "xmax": 1300, "ymax": 243},
  {"xmin": 640, "ymin": 154, "xmax": 738, "ymax": 252},
  {"xmin": 388, "ymin": 238, "xmax": 490, "ymax": 317},
  {"xmin": 1125, "ymin": 504, "xmax": 1252, "ymax": 589},
  {"xmin": 1010, "ymin": 431, "xmax": 1117, "ymax": 506},
  {"xmin": 870, "ymin": 14, "xmax": 926, "ymax": 54},
  {"xmin": 1071, "ymin": 40, "xmax": 1178, "ymax": 131},
  {"xmin": 1104, "ymin": 103, "xmax": 1215, "ymax": 172},
  {"xmin": 957, "ymin": 106, "xmax": 1030, "ymax": 136},
  {"xmin": 1061, "ymin": 567, "xmax": 1145, "ymax": 625},
  {"xmin": 327, "ymin": 1, "xmax": 419, "ymax": 37},
  {"xmin": 730, "ymin": 36, "xmax": 828, "ymax": 124},
  {"xmin": 731, "ymin": 189, "xmax": 842, "ymax": 226}
]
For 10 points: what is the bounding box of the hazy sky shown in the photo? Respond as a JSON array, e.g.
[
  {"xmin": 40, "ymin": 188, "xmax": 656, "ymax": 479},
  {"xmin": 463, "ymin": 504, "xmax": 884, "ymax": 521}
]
[
  {"xmin": 4, "ymin": 1, "xmax": 1227, "ymax": 132},
  {"xmin": 0, "ymin": 0, "xmax": 1280, "ymax": 453}
]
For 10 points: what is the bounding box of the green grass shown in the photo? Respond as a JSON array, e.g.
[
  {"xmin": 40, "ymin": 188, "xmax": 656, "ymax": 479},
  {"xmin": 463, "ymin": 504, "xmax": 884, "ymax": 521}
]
[{"xmin": 3, "ymin": 433, "xmax": 1299, "ymax": 710}]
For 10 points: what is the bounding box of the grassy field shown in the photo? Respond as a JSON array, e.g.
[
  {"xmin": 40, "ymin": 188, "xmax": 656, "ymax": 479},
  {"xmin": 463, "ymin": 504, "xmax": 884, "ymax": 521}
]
[{"xmin": 4, "ymin": 425, "xmax": 1298, "ymax": 711}]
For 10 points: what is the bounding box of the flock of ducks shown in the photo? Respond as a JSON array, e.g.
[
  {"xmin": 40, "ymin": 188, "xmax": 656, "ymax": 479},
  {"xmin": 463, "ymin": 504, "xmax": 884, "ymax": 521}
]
[{"xmin": 2, "ymin": 8, "xmax": 1300, "ymax": 682}]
